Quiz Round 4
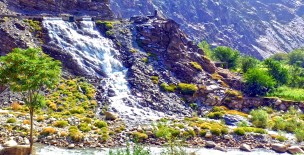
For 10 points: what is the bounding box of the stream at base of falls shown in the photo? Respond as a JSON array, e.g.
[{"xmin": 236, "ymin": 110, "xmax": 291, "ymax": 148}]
[{"xmin": 34, "ymin": 144, "xmax": 288, "ymax": 155}]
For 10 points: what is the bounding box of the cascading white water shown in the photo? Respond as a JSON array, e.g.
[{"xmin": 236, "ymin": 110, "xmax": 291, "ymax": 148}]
[{"xmin": 42, "ymin": 18, "xmax": 164, "ymax": 124}]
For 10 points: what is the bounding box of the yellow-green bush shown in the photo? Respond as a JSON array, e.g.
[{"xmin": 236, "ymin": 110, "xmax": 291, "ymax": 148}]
[
  {"xmin": 78, "ymin": 123, "xmax": 91, "ymax": 132},
  {"xmin": 132, "ymin": 132, "xmax": 148, "ymax": 141},
  {"xmin": 151, "ymin": 76, "xmax": 159, "ymax": 84},
  {"xmin": 190, "ymin": 62, "xmax": 203, "ymax": 71},
  {"xmin": 53, "ymin": 120, "xmax": 69, "ymax": 128},
  {"xmin": 177, "ymin": 83, "xmax": 198, "ymax": 95},
  {"xmin": 94, "ymin": 120, "xmax": 108, "ymax": 128},
  {"xmin": 41, "ymin": 127, "xmax": 56, "ymax": 136},
  {"xmin": 6, "ymin": 118, "xmax": 16, "ymax": 123},
  {"xmin": 160, "ymin": 83, "xmax": 176, "ymax": 92},
  {"xmin": 68, "ymin": 126, "xmax": 83, "ymax": 142}
]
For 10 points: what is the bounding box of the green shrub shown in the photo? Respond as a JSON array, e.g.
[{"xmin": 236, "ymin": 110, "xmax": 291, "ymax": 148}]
[
  {"xmin": 190, "ymin": 62, "xmax": 203, "ymax": 71},
  {"xmin": 250, "ymin": 109, "xmax": 269, "ymax": 128},
  {"xmin": 108, "ymin": 143, "xmax": 151, "ymax": 155},
  {"xmin": 177, "ymin": 83, "xmax": 198, "ymax": 95},
  {"xmin": 41, "ymin": 127, "xmax": 56, "ymax": 136},
  {"xmin": 78, "ymin": 123, "xmax": 91, "ymax": 132},
  {"xmin": 237, "ymin": 121, "xmax": 249, "ymax": 127},
  {"xmin": 53, "ymin": 120, "xmax": 69, "ymax": 128},
  {"xmin": 199, "ymin": 130, "xmax": 207, "ymax": 137},
  {"xmin": 210, "ymin": 128, "xmax": 221, "ymax": 136},
  {"xmin": 81, "ymin": 117, "xmax": 92, "ymax": 123},
  {"xmin": 151, "ymin": 76, "xmax": 159, "ymax": 84},
  {"xmin": 106, "ymin": 31, "xmax": 114, "ymax": 37},
  {"xmin": 155, "ymin": 126, "xmax": 180, "ymax": 139},
  {"xmin": 207, "ymin": 111, "xmax": 224, "ymax": 119},
  {"xmin": 234, "ymin": 128, "xmax": 245, "ymax": 135},
  {"xmin": 244, "ymin": 68, "xmax": 276, "ymax": 96},
  {"xmin": 239, "ymin": 56, "xmax": 259, "ymax": 73},
  {"xmin": 264, "ymin": 59, "xmax": 290, "ymax": 85},
  {"xmin": 213, "ymin": 46, "xmax": 240, "ymax": 69},
  {"xmin": 68, "ymin": 126, "xmax": 83, "ymax": 142},
  {"xmin": 234, "ymin": 127, "xmax": 267, "ymax": 135},
  {"xmin": 160, "ymin": 83, "xmax": 176, "ymax": 92},
  {"xmin": 276, "ymin": 135, "xmax": 287, "ymax": 142},
  {"xmin": 70, "ymin": 107, "xmax": 85, "ymax": 114},
  {"xmin": 95, "ymin": 20, "xmax": 114, "ymax": 29},
  {"xmin": 94, "ymin": 120, "xmax": 108, "ymax": 128},
  {"xmin": 272, "ymin": 116, "xmax": 286, "ymax": 131},
  {"xmin": 295, "ymin": 128, "xmax": 304, "ymax": 142},
  {"xmin": 6, "ymin": 118, "xmax": 16, "ymax": 123},
  {"xmin": 132, "ymin": 132, "xmax": 148, "ymax": 141}
]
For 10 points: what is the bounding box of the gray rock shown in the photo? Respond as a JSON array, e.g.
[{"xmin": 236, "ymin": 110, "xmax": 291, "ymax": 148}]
[
  {"xmin": 240, "ymin": 144, "xmax": 251, "ymax": 152},
  {"xmin": 205, "ymin": 141, "xmax": 216, "ymax": 148},
  {"xmin": 223, "ymin": 114, "xmax": 251, "ymax": 126},
  {"xmin": 272, "ymin": 143, "xmax": 287, "ymax": 153},
  {"xmin": 287, "ymin": 146, "xmax": 304, "ymax": 154}
]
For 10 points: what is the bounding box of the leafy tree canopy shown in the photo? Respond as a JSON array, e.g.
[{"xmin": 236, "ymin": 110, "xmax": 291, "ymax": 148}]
[
  {"xmin": 213, "ymin": 46, "xmax": 240, "ymax": 69},
  {"xmin": 244, "ymin": 68, "xmax": 276, "ymax": 97}
]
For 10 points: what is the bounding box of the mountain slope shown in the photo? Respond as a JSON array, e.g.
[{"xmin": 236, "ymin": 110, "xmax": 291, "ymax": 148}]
[{"xmin": 111, "ymin": 0, "xmax": 304, "ymax": 59}]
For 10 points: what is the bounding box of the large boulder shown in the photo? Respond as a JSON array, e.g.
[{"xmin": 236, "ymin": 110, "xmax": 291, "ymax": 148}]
[
  {"xmin": 287, "ymin": 146, "xmax": 304, "ymax": 154},
  {"xmin": 272, "ymin": 143, "xmax": 287, "ymax": 153},
  {"xmin": 104, "ymin": 111, "xmax": 119, "ymax": 120},
  {"xmin": 0, "ymin": 145, "xmax": 32, "ymax": 155},
  {"xmin": 205, "ymin": 141, "xmax": 216, "ymax": 148}
]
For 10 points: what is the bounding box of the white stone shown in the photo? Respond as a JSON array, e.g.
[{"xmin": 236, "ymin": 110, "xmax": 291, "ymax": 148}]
[{"xmin": 3, "ymin": 139, "xmax": 18, "ymax": 147}]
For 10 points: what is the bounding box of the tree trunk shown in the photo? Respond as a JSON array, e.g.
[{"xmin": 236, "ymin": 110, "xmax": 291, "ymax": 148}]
[{"xmin": 29, "ymin": 108, "xmax": 34, "ymax": 155}]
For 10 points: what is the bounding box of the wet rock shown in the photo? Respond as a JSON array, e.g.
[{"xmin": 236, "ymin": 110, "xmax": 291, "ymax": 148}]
[
  {"xmin": 223, "ymin": 114, "xmax": 250, "ymax": 126},
  {"xmin": 287, "ymin": 146, "xmax": 304, "ymax": 154},
  {"xmin": 240, "ymin": 144, "xmax": 251, "ymax": 152},
  {"xmin": 205, "ymin": 141, "xmax": 216, "ymax": 148},
  {"xmin": 272, "ymin": 143, "xmax": 287, "ymax": 153},
  {"xmin": 108, "ymin": 89, "xmax": 116, "ymax": 97}
]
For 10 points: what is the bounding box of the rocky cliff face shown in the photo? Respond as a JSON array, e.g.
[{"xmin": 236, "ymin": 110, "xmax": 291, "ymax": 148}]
[
  {"xmin": 111, "ymin": 0, "xmax": 304, "ymax": 59},
  {"xmin": 0, "ymin": 0, "xmax": 113, "ymax": 17}
]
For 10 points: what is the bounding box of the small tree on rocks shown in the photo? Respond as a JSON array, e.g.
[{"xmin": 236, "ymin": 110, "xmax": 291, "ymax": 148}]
[{"xmin": 0, "ymin": 48, "xmax": 61, "ymax": 154}]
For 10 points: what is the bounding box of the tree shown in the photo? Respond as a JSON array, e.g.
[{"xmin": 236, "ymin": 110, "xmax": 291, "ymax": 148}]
[
  {"xmin": 269, "ymin": 53, "xmax": 289, "ymax": 62},
  {"xmin": 239, "ymin": 56, "xmax": 259, "ymax": 73},
  {"xmin": 264, "ymin": 59, "xmax": 289, "ymax": 86},
  {"xmin": 288, "ymin": 49, "xmax": 304, "ymax": 67},
  {"xmin": 0, "ymin": 48, "xmax": 61, "ymax": 153},
  {"xmin": 244, "ymin": 68, "xmax": 276, "ymax": 96},
  {"xmin": 198, "ymin": 41, "xmax": 213, "ymax": 59},
  {"xmin": 213, "ymin": 46, "xmax": 240, "ymax": 69}
]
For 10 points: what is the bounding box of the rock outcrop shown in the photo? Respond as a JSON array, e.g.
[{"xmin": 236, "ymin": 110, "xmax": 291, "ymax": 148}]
[{"xmin": 111, "ymin": 0, "xmax": 304, "ymax": 59}]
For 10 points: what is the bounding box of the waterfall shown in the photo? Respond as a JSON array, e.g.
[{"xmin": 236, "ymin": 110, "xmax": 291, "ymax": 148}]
[{"xmin": 42, "ymin": 19, "xmax": 164, "ymax": 125}]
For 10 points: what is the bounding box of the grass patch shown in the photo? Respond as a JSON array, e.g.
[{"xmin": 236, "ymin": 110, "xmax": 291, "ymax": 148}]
[{"xmin": 267, "ymin": 86, "xmax": 304, "ymax": 101}]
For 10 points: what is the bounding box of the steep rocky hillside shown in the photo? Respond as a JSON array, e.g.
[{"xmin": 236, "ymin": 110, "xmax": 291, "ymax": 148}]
[
  {"xmin": 111, "ymin": 0, "xmax": 304, "ymax": 59},
  {"xmin": 0, "ymin": 0, "xmax": 113, "ymax": 17}
]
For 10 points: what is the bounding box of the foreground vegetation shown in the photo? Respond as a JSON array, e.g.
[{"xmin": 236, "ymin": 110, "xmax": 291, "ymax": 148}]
[{"xmin": 199, "ymin": 41, "xmax": 304, "ymax": 101}]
